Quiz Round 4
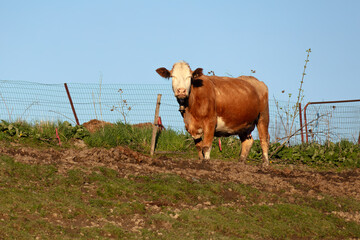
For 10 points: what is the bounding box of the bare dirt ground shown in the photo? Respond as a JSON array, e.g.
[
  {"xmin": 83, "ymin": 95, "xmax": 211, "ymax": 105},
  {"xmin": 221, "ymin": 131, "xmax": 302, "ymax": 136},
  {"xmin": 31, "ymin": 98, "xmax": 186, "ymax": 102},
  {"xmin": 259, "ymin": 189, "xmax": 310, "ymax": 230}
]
[
  {"xmin": 2, "ymin": 142, "xmax": 360, "ymax": 234},
  {"xmin": 1, "ymin": 142, "xmax": 360, "ymax": 203}
]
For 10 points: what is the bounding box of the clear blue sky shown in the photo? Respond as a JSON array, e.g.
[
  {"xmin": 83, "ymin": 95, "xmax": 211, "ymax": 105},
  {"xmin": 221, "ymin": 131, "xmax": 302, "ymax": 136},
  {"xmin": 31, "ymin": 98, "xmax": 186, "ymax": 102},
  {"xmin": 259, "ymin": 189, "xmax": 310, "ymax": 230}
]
[{"xmin": 1, "ymin": 0, "xmax": 359, "ymax": 102}]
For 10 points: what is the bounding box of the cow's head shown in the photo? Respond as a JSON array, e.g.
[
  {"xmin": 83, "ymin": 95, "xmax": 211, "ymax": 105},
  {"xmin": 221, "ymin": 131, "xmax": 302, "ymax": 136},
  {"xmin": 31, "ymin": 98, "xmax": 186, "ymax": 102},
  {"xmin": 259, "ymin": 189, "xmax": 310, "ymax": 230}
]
[{"xmin": 156, "ymin": 61, "xmax": 203, "ymax": 100}]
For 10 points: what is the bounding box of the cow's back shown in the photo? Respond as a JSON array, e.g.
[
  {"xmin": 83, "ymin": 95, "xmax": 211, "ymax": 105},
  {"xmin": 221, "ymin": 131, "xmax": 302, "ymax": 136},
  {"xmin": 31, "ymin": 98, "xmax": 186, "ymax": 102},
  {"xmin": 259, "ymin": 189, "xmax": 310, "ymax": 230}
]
[
  {"xmin": 237, "ymin": 75, "xmax": 268, "ymax": 96},
  {"xmin": 198, "ymin": 75, "xmax": 268, "ymax": 133}
]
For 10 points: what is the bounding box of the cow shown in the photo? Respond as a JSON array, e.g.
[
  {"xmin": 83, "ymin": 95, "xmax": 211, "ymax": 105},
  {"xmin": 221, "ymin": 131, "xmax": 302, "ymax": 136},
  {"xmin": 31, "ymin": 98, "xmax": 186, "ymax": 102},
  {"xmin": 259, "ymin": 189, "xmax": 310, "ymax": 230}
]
[{"xmin": 156, "ymin": 61, "xmax": 270, "ymax": 167}]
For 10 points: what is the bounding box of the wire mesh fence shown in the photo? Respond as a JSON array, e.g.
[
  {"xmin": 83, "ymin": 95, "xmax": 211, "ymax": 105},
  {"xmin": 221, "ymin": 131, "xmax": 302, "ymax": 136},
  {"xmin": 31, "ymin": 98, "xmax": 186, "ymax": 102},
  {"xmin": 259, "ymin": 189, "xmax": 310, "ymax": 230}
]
[
  {"xmin": 304, "ymin": 101, "xmax": 360, "ymax": 144},
  {"xmin": 0, "ymin": 80, "xmax": 183, "ymax": 129},
  {"xmin": 1, "ymin": 80, "xmax": 359, "ymax": 144}
]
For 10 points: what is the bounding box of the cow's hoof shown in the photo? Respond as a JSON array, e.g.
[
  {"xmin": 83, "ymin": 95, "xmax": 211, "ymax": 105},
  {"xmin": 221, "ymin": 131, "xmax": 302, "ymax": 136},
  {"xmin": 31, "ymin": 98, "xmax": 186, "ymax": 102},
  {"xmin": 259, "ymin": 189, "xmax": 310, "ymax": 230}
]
[
  {"xmin": 261, "ymin": 161, "xmax": 270, "ymax": 169},
  {"xmin": 239, "ymin": 156, "xmax": 246, "ymax": 164}
]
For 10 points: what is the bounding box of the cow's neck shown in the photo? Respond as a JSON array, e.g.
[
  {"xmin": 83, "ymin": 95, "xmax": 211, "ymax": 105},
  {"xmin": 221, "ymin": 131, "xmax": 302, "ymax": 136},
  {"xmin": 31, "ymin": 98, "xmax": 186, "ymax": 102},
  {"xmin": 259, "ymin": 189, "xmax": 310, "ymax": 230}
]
[
  {"xmin": 177, "ymin": 97, "xmax": 188, "ymax": 117},
  {"xmin": 178, "ymin": 85, "xmax": 197, "ymax": 118}
]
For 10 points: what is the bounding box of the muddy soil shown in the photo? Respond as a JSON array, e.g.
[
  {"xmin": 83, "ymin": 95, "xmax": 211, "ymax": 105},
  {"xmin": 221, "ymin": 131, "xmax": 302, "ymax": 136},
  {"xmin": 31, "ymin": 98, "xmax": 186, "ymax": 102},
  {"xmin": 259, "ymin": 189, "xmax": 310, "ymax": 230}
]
[{"xmin": 1, "ymin": 142, "xmax": 360, "ymax": 202}]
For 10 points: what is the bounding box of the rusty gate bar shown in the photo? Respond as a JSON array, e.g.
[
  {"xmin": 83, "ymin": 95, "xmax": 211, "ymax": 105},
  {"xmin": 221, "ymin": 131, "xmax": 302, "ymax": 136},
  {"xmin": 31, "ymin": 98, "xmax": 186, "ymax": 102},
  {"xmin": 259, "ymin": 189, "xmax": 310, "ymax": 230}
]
[
  {"xmin": 299, "ymin": 103, "xmax": 303, "ymax": 143},
  {"xmin": 299, "ymin": 103, "xmax": 304, "ymax": 144},
  {"xmin": 64, "ymin": 83, "xmax": 80, "ymax": 125},
  {"xmin": 304, "ymin": 99, "xmax": 360, "ymax": 143}
]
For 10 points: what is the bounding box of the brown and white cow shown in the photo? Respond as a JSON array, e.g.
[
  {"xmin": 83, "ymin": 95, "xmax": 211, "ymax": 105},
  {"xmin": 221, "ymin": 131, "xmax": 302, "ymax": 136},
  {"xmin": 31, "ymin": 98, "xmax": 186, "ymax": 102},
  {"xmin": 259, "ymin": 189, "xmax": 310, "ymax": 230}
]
[{"xmin": 156, "ymin": 61, "xmax": 270, "ymax": 167}]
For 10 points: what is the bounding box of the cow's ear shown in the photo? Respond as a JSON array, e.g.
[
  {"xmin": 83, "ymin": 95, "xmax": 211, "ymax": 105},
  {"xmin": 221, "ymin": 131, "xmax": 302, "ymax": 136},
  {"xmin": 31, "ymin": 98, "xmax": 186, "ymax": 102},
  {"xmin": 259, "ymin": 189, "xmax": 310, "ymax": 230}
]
[
  {"xmin": 192, "ymin": 68, "xmax": 203, "ymax": 79},
  {"xmin": 156, "ymin": 67, "xmax": 171, "ymax": 79}
]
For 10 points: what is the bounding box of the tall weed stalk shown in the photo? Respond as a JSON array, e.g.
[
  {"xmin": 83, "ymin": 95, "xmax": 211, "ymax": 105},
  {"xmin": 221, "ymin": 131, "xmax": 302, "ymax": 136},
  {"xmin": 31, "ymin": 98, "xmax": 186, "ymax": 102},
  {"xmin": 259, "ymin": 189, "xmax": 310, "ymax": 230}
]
[
  {"xmin": 271, "ymin": 48, "xmax": 311, "ymax": 156},
  {"xmin": 91, "ymin": 73, "xmax": 104, "ymax": 121},
  {"xmin": 0, "ymin": 92, "xmax": 13, "ymax": 122}
]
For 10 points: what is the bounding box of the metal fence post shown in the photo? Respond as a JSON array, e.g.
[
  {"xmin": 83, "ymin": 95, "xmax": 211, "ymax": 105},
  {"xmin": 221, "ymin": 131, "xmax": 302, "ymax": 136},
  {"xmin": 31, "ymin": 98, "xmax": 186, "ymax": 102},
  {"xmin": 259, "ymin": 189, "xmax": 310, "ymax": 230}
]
[
  {"xmin": 150, "ymin": 94, "xmax": 162, "ymax": 156},
  {"xmin": 299, "ymin": 102, "xmax": 304, "ymax": 144},
  {"xmin": 304, "ymin": 102, "xmax": 310, "ymax": 144},
  {"xmin": 64, "ymin": 83, "xmax": 80, "ymax": 125}
]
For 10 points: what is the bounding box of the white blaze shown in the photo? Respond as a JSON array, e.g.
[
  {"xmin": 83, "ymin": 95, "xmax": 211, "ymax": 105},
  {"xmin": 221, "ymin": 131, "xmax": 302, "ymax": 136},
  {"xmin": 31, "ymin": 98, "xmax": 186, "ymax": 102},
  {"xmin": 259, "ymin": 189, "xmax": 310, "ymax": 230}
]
[
  {"xmin": 171, "ymin": 61, "xmax": 192, "ymax": 97},
  {"xmin": 216, "ymin": 117, "xmax": 232, "ymax": 133}
]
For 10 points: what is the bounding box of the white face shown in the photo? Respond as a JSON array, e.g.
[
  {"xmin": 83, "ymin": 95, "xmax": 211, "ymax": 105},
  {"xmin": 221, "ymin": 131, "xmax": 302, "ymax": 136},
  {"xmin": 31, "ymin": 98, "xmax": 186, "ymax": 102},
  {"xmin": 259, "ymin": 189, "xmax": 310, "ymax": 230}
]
[{"xmin": 171, "ymin": 62, "xmax": 192, "ymax": 99}]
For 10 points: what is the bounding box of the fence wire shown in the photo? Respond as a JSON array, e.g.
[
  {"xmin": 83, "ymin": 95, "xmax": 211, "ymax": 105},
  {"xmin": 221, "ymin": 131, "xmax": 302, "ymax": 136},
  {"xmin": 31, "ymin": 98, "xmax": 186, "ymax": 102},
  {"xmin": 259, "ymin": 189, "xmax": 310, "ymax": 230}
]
[
  {"xmin": 1, "ymin": 80, "xmax": 359, "ymax": 144},
  {"xmin": 305, "ymin": 103, "xmax": 360, "ymax": 144}
]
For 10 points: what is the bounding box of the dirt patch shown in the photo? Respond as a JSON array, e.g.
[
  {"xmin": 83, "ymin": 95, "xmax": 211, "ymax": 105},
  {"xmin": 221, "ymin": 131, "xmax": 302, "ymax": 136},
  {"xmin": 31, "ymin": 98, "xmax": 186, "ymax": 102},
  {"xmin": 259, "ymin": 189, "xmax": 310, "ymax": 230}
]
[
  {"xmin": 82, "ymin": 119, "xmax": 113, "ymax": 133},
  {"xmin": 132, "ymin": 122, "xmax": 153, "ymax": 129},
  {"xmin": 83, "ymin": 120, "xmax": 163, "ymax": 133},
  {"xmin": 331, "ymin": 211, "xmax": 360, "ymax": 223},
  {"xmin": 1, "ymin": 143, "xmax": 359, "ymax": 202}
]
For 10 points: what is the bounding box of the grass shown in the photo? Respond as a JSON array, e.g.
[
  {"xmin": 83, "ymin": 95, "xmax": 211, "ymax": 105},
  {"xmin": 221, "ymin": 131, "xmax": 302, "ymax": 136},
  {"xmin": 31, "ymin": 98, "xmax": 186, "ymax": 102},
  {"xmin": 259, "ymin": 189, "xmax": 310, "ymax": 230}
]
[
  {"xmin": 0, "ymin": 120, "xmax": 359, "ymax": 238},
  {"xmin": 0, "ymin": 120, "xmax": 89, "ymax": 148},
  {"xmin": 1, "ymin": 120, "xmax": 359, "ymax": 168},
  {"xmin": 85, "ymin": 122, "xmax": 192, "ymax": 154},
  {"xmin": 0, "ymin": 154, "xmax": 359, "ymax": 239}
]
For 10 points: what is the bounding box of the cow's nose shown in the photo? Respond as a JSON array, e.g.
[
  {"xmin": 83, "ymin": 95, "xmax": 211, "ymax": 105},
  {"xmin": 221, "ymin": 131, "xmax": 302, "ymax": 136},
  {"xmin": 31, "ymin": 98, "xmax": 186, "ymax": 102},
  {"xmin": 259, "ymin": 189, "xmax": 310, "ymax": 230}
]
[{"xmin": 176, "ymin": 88, "xmax": 186, "ymax": 97}]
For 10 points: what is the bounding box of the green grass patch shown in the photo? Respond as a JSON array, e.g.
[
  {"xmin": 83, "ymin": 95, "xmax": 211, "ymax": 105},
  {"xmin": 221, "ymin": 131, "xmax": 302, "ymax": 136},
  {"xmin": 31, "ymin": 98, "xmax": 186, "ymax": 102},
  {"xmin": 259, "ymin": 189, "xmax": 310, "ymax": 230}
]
[
  {"xmin": 85, "ymin": 122, "xmax": 193, "ymax": 154},
  {"xmin": 1, "ymin": 120, "xmax": 359, "ymax": 168},
  {"xmin": 272, "ymin": 140, "xmax": 360, "ymax": 168},
  {"xmin": 1, "ymin": 154, "xmax": 359, "ymax": 239},
  {"xmin": 0, "ymin": 120, "xmax": 89, "ymax": 148},
  {"xmin": 149, "ymin": 204, "xmax": 360, "ymax": 239}
]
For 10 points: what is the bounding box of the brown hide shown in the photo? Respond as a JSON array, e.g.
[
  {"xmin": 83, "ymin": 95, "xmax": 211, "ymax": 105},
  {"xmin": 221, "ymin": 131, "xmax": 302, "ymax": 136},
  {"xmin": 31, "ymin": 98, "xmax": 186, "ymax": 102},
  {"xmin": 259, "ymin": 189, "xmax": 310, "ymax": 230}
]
[
  {"xmin": 183, "ymin": 78, "xmax": 216, "ymax": 139},
  {"xmin": 183, "ymin": 75, "xmax": 268, "ymax": 139},
  {"xmin": 156, "ymin": 62, "xmax": 269, "ymax": 167}
]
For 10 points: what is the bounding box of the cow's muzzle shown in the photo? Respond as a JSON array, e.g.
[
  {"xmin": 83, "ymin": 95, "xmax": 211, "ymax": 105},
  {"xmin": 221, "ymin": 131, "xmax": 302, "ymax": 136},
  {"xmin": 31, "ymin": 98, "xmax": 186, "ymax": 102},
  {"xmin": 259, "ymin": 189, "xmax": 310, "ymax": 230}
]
[{"xmin": 175, "ymin": 88, "xmax": 187, "ymax": 99}]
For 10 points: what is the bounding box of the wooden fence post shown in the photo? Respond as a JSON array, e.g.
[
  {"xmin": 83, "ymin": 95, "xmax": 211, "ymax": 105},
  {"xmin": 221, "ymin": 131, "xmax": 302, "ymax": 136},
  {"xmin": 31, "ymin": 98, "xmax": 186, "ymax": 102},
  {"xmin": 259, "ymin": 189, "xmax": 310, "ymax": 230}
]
[{"xmin": 150, "ymin": 94, "xmax": 162, "ymax": 156}]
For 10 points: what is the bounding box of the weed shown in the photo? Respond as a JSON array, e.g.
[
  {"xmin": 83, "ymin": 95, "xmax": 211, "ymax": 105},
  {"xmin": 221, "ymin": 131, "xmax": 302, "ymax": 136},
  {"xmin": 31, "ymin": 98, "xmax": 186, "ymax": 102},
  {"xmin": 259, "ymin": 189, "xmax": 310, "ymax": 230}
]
[
  {"xmin": 0, "ymin": 120, "xmax": 89, "ymax": 147},
  {"xmin": 1, "ymin": 119, "xmax": 359, "ymax": 168},
  {"xmin": 110, "ymin": 89, "xmax": 132, "ymax": 124},
  {"xmin": 272, "ymin": 48, "xmax": 311, "ymax": 147}
]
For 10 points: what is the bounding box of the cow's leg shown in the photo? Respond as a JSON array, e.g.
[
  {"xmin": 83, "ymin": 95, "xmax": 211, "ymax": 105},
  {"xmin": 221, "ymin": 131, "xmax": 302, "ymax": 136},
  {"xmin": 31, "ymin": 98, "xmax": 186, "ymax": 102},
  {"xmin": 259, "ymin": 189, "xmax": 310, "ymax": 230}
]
[
  {"xmin": 257, "ymin": 112, "xmax": 270, "ymax": 168},
  {"xmin": 202, "ymin": 123, "xmax": 215, "ymax": 160},
  {"xmin": 203, "ymin": 145, "xmax": 212, "ymax": 160},
  {"xmin": 194, "ymin": 138, "xmax": 204, "ymax": 159},
  {"xmin": 239, "ymin": 134, "xmax": 254, "ymax": 162}
]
